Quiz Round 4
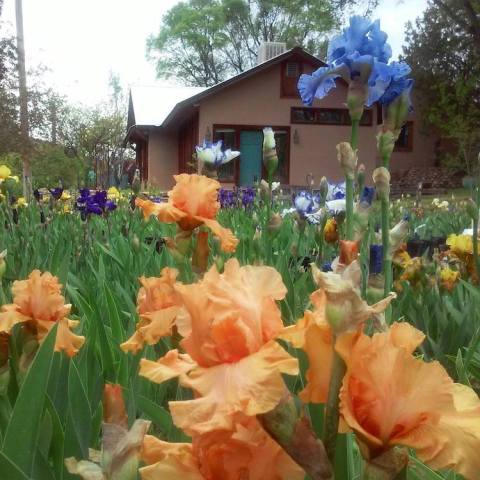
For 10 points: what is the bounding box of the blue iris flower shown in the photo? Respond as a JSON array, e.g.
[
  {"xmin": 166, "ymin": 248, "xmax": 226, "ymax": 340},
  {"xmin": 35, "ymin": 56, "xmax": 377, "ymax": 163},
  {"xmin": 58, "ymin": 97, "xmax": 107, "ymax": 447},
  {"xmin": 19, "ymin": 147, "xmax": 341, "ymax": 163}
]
[
  {"xmin": 378, "ymin": 62, "xmax": 414, "ymax": 108},
  {"xmin": 360, "ymin": 186, "xmax": 376, "ymax": 206},
  {"xmin": 328, "ymin": 16, "xmax": 392, "ymax": 65},
  {"xmin": 327, "ymin": 182, "xmax": 346, "ymax": 201},
  {"xmin": 369, "ymin": 244, "xmax": 383, "ymax": 274},
  {"xmin": 298, "ymin": 16, "xmax": 398, "ymax": 108},
  {"xmin": 322, "ymin": 262, "xmax": 333, "ymax": 272},
  {"xmin": 294, "ymin": 191, "xmax": 315, "ymax": 217}
]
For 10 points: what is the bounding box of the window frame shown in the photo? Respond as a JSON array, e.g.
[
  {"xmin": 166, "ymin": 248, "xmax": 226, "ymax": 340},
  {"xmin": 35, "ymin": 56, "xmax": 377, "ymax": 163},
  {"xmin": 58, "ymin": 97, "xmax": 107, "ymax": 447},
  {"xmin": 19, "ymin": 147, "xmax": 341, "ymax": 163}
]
[
  {"xmin": 394, "ymin": 121, "xmax": 414, "ymax": 152},
  {"xmin": 290, "ymin": 107, "xmax": 373, "ymax": 126}
]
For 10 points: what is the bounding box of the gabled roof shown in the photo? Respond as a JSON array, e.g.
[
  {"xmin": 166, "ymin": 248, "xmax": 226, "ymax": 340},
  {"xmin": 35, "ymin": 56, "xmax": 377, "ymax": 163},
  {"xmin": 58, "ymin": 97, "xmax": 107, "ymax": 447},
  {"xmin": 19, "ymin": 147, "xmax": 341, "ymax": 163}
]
[
  {"xmin": 128, "ymin": 85, "xmax": 206, "ymax": 128},
  {"xmin": 127, "ymin": 46, "xmax": 324, "ymax": 133}
]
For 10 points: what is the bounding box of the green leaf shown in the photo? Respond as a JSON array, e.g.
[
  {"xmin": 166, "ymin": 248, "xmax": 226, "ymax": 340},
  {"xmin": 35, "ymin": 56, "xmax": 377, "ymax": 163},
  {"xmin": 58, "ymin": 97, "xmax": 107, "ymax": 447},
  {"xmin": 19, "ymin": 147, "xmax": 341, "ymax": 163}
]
[
  {"xmin": 2, "ymin": 325, "xmax": 57, "ymax": 476},
  {"xmin": 45, "ymin": 395, "xmax": 65, "ymax": 480},
  {"xmin": 0, "ymin": 450, "xmax": 29, "ymax": 480},
  {"xmin": 68, "ymin": 362, "xmax": 92, "ymax": 458}
]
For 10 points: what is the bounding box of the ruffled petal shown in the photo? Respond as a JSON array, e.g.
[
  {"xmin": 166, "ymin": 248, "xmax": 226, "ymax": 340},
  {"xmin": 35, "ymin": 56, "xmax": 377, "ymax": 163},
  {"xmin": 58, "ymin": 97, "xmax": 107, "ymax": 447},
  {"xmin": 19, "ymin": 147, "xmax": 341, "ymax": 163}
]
[
  {"xmin": 298, "ymin": 316, "xmax": 334, "ymax": 404},
  {"xmin": 135, "ymin": 198, "xmax": 163, "ymax": 219},
  {"xmin": 297, "ymin": 66, "xmax": 342, "ymax": 106},
  {"xmin": 199, "ymin": 217, "xmax": 238, "ymax": 253},
  {"xmin": 401, "ymin": 384, "xmax": 480, "ymax": 479},
  {"xmin": 141, "ymin": 459, "xmax": 204, "ymax": 480},
  {"xmin": 120, "ymin": 321, "xmax": 150, "ymax": 354},
  {"xmin": 170, "ymin": 174, "xmax": 220, "ymax": 219},
  {"xmin": 139, "ymin": 349, "xmax": 197, "ymax": 384},
  {"xmin": 339, "ymin": 324, "xmax": 457, "ymax": 460},
  {"xmin": 170, "ymin": 340, "xmax": 298, "ymax": 435},
  {"xmin": 0, "ymin": 305, "xmax": 30, "ymax": 333},
  {"xmin": 54, "ymin": 317, "xmax": 85, "ymax": 357},
  {"xmin": 138, "ymin": 306, "xmax": 179, "ymax": 345},
  {"xmin": 142, "ymin": 434, "xmax": 196, "ymax": 468}
]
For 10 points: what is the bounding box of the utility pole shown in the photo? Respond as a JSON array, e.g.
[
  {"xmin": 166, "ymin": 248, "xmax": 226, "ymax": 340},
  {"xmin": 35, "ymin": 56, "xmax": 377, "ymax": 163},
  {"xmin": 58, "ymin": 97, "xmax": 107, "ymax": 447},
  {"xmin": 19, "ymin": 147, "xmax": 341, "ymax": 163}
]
[{"xmin": 15, "ymin": 0, "xmax": 31, "ymax": 198}]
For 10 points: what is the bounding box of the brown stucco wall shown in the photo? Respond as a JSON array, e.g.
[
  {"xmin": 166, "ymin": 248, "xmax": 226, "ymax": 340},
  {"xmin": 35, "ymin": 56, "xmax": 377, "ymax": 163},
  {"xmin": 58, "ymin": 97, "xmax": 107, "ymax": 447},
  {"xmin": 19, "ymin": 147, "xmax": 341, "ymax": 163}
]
[
  {"xmin": 147, "ymin": 130, "xmax": 178, "ymax": 190},
  {"xmin": 198, "ymin": 63, "xmax": 437, "ymax": 185},
  {"xmin": 146, "ymin": 62, "xmax": 437, "ymax": 188}
]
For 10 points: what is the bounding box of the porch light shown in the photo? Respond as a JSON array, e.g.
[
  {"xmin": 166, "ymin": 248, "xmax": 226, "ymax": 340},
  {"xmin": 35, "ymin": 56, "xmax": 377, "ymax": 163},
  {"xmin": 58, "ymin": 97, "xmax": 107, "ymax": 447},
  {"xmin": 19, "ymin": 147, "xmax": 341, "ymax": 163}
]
[{"xmin": 293, "ymin": 129, "xmax": 300, "ymax": 144}]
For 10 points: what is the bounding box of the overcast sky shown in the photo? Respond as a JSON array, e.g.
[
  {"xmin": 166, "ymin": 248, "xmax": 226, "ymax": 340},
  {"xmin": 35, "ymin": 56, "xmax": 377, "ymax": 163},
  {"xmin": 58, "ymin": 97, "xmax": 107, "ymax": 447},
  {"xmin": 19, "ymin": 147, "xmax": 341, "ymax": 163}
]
[{"xmin": 0, "ymin": 0, "xmax": 428, "ymax": 106}]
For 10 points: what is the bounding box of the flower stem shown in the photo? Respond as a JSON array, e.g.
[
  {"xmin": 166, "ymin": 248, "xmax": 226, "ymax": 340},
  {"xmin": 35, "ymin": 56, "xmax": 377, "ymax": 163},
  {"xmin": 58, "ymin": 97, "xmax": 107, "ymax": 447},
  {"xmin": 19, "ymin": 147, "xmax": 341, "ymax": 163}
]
[
  {"xmin": 346, "ymin": 120, "xmax": 360, "ymax": 241},
  {"xmin": 473, "ymin": 185, "xmax": 480, "ymax": 279},
  {"xmin": 323, "ymin": 344, "xmax": 346, "ymax": 465},
  {"xmin": 381, "ymin": 150, "xmax": 392, "ymax": 320}
]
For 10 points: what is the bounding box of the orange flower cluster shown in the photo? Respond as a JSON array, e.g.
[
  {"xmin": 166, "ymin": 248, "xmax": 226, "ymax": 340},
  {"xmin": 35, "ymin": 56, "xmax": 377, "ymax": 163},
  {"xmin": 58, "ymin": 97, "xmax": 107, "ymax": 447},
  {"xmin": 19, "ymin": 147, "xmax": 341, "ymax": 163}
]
[
  {"xmin": 135, "ymin": 259, "xmax": 303, "ymax": 479},
  {"xmin": 338, "ymin": 323, "xmax": 480, "ymax": 479},
  {"xmin": 0, "ymin": 270, "xmax": 84, "ymax": 357},
  {"xmin": 141, "ymin": 416, "xmax": 303, "ymax": 480},
  {"xmin": 136, "ymin": 174, "xmax": 238, "ymax": 253},
  {"xmin": 282, "ymin": 274, "xmax": 480, "ymax": 478}
]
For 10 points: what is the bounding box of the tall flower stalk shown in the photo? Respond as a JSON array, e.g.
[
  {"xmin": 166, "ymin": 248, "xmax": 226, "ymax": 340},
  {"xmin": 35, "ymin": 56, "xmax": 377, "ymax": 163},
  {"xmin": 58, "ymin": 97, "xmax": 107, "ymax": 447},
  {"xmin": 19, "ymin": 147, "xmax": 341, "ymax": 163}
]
[
  {"xmin": 376, "ymin": 65, "xmax": 413, "ymax": 302},
  {"xmin": 297, "ymin": 16, "xmax": 406, "ymax": 468}
]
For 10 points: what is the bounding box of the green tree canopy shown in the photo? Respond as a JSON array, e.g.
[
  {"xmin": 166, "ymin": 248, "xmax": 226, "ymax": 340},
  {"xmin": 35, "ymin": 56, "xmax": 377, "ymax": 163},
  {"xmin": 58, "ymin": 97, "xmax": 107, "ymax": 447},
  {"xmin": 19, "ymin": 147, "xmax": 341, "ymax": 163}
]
[
  {"xmin": 147, "ymin": 0, "xmax": 378, "ymax": 86},
  {"xmin": 402, "ymin": 0, "xmax": 480, "ymax": 174}
]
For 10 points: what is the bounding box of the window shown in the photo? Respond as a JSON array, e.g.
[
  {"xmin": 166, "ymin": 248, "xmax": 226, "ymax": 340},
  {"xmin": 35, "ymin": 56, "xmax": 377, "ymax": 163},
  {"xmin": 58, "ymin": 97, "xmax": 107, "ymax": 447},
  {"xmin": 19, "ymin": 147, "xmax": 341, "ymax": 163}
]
[
  {"xmin": 291, "ymin": 107, "xmax": 373, "ymax": 126},
  {"xmin": 394, "ymin": 121, "xmax": 414, "ymax": 151},
  {"xmin": 281, "ymin": 60, "xmax": 314, "ymax": 97},
  {"xmin": 286, "ymin": 62, "xmax": 300, "ymax": 77},
  {"xmin": 213, "ymin": 128, "xmax": 237, "ymax": 181},
  {"xmin": 213, "ymin": 125, "xmax": 290, "ymax": 185}
]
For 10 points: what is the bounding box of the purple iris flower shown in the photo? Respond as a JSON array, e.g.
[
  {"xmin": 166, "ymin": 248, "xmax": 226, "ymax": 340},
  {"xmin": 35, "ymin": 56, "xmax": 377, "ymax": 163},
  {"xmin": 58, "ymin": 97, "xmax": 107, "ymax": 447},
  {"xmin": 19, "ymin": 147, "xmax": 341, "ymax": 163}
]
[
  {"xmin": 369, "ymin": 244, "xmax": 383, "ymax": 274},
  {"xmin": 219, "ymin": 188, "xmax": 236, "ymax": 208},
  {"xmin": 360, "ymin": 186, "xmax": 376, "ymax": 206},
  {"xmin": 77, "ymin": 189, "xmax": 90, "ymax": 203},
  {"xmin": 49, "ymin": 188, "xmax": 64, "ymax": 200},
  {"xmin": 33, "ymin": 189, "xmax": 41, "ymax": 202},
  {"xmin": 76, "ymin": 189, "xmax": 117, "ymax": 216},
  {"xmin": 241, "ymin": 187, "xmax": 255, "ymax": 208}
]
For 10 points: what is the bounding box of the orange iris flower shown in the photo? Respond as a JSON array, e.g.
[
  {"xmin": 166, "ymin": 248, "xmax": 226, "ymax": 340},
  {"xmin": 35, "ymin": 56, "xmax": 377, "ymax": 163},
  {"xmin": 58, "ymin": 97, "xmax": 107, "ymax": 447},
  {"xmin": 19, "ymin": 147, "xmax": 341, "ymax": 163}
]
[
  {"xmin": 280, "ymin": 272, "xmax": 394, "ymax": 403},
  {"xmin": 139, "ymin": 259, "xmax": 298, "ymax": 435},
  {"xmin": 0, "ymin": 270, "xmax": 84, "ymax": 357},
  {"xmin": 135, "ymin": 174, "xmax": 238, "ymax": 253},
  {"xmin": 140, "ymin": 416, "xmax": 304, "ymax": 480},
  {"xmin": 337, "ymin": 322, "xmax": 480, "ymax": 479},
  {"xmin": 121, "ymin": 267, "xmax": 182, "ymax": 354}
]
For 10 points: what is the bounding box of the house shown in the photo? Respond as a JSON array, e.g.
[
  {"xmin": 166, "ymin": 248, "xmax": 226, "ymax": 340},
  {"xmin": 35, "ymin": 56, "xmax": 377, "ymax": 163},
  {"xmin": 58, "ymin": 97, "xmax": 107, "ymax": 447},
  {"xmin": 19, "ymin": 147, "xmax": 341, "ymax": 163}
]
[{"xmin": 125, "ymin": 45, "xmax": 436, "ymax": 190}]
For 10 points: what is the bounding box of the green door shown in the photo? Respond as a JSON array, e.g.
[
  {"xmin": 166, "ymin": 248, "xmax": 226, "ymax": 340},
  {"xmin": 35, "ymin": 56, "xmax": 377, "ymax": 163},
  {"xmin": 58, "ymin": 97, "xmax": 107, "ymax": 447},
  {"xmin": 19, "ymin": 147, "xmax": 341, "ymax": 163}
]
[{"xmin": 239, "ymin": 130, "xmax": 263, "ymax": 186}]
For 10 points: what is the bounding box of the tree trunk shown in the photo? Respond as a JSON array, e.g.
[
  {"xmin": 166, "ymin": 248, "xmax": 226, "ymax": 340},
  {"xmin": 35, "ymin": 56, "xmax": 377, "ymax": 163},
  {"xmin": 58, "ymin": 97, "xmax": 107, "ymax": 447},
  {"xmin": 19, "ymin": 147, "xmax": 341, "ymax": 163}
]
[{"xmin": 15, "ymin": 0, "xmax": 30, "ymax": 198}]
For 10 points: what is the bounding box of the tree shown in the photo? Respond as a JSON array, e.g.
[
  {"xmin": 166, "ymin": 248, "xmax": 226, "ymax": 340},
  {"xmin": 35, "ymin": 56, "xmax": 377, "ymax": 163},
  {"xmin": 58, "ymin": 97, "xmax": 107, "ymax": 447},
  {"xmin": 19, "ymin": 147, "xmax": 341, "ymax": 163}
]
[
  {"xmin": 147, "ymin": 0, "xmax": 379, "ymax": 87},
  {"xmin": 402, "ymin": 0, "xmax": 480, "ymax": 174},
  {"xmin": 431, "ymin": 0, "xmax": 480, "ymax": 58}
]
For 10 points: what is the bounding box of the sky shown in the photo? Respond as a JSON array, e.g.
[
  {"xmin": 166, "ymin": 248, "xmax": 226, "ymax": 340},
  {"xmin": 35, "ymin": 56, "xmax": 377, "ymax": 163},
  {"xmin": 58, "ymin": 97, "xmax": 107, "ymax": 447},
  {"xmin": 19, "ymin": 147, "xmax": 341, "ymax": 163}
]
[{"xmin": 1, "ymin": 0, "xmax": 429, "ymax": 106}]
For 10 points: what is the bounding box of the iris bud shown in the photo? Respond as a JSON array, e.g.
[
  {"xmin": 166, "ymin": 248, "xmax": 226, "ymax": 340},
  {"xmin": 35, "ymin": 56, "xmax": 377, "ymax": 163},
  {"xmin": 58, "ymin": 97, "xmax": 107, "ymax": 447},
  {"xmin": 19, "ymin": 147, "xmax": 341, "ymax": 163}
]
[
  {"xmin": 262, "ymin": 128, "xmax": 278, "ymax": 178},
  {"xmin": 319, "ymin": 176, "xmax": 329, "ymax": 206},
  {"xmin": 373, "ymin": 167, "xmax": 390, "ymax": 201},
  {"xmin": 377, "ymin": 130, "xmax": 396, "ymax": 162},
  {"xmin": 337, "ymin": 142, "xmax": 357, "ymax": 179}
]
